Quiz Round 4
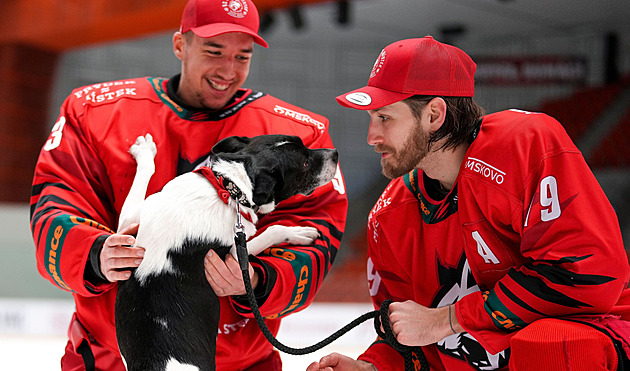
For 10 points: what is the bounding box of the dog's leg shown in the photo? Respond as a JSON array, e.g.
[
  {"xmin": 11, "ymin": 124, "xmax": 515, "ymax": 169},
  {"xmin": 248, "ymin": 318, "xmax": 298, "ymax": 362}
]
[
  {"xmin": 232, "ymin": 225, "xmax": 320, "ymax": 258},
  {"xmin": 118, "ymin": 134, "xmax": 157, "ymax": 232}
]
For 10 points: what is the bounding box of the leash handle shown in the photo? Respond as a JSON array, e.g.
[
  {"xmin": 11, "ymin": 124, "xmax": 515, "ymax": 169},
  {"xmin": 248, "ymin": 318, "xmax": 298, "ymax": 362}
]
[{"xmin": 374, "ymin": 300, "xmax": 430, "ymax": 371}]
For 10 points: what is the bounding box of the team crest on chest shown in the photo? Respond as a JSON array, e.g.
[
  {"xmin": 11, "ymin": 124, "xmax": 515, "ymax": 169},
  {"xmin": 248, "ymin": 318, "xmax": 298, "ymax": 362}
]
[{"xmin": 434, "ymin": 252, "xmax": 510, "ymax": 370}]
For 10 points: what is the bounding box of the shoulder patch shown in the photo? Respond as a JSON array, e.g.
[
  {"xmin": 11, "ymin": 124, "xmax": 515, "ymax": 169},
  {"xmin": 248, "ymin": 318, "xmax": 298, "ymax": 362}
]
[{"xmin": 71, "ymin": 79, "xmax": 143, "ymax": 105}]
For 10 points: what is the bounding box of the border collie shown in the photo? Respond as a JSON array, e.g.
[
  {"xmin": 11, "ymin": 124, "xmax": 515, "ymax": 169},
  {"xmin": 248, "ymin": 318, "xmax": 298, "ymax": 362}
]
[{"xmin": 114, "ymin": 134, "xmax": 338, "ymax": 371}]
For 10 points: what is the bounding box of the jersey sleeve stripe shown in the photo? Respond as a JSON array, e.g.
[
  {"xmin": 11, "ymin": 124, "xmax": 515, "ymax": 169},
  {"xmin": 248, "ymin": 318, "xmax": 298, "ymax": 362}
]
[
  {"xmin": 497, "ymin": 281, "xmax": 547, "ymax": 316},
  {"xmin": 31, "ymin": 194, "xmax": 93, "ymax": 229},
  {"xmin": 507, "ymin": 270, "xmax": 593, "ymax": 308},
  {"xmin": 524, "ymin": 262, "xmax": 616, "ymax": 286},
  {"xmin": 304, "ymin": 218, "xmax": 344, "ymax": 241}
]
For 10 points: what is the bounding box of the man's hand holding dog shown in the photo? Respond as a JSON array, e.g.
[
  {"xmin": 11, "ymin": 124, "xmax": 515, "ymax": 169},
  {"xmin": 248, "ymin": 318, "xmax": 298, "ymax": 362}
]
[
  {"xmin": 204, "ymin": 250, "xmax": 259, "ymax": 296},
  {"xmin": 100, "ymin": 223, "xmax": 145, "ymax": 282}
]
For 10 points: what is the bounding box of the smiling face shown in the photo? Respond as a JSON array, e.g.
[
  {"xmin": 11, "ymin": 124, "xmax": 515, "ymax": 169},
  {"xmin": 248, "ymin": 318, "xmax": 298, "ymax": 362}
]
[
  {"xmin": 173, "ymin": 31, "xmax": 254, "ymax": 110},
  {"xmin": 367, "ymin": 101, "xmax": 431, "ymax": 179}
]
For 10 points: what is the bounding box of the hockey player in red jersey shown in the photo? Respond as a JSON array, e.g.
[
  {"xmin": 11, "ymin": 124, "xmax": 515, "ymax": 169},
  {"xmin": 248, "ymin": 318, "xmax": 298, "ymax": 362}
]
[
  {"xmin": 307, "ymin": 37, "xmax": 630, "ymax": 371},
  {"xmin": 30, "ymin": 0, "xmax": 347, "ymax": 369}
]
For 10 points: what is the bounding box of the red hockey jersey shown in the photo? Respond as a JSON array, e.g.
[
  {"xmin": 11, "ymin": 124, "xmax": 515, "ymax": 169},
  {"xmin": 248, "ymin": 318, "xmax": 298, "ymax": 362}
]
[
  {"xmin": 30, "ymin": 76, "xmax": 348, "ymax": 370},
  {"xmin": 359, "ymin": 109, "xmax": 630, "ymax": 370}
]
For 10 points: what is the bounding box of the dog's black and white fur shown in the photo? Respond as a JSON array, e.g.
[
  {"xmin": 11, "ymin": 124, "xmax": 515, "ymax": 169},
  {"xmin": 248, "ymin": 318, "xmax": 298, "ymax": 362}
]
[{"xmin": 114, "ymin": 134, "xmax": 338, "ymax": 371}]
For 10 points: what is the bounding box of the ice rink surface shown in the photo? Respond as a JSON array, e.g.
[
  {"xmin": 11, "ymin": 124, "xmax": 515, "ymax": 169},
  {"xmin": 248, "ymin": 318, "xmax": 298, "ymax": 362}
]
[{"xmin": 0, "ymin": 299, "xmax": 374, "ymax": 370}]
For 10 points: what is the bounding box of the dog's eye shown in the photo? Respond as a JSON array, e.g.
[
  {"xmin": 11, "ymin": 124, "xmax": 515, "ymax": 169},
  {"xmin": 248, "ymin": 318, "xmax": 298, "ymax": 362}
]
[{"xmin": 303, "ymin": 160, "xmax": 309, "ymax": 167}]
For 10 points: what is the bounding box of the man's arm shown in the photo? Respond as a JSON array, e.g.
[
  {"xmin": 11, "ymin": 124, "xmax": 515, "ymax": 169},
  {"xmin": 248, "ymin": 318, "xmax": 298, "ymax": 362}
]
[
  {"xmin": 30, "ymin": 97, "xmax": 119, "ymax": 295},
  {"xmin": 458, "ymin": 140, "xmax": 629, "ymax": 354}
]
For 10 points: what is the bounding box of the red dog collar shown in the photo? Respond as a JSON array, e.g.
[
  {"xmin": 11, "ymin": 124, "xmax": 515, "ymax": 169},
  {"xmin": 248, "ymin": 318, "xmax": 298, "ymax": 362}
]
[{"xmin": 194, "ymin": 166, "xmax": 254, "ymax": 222}]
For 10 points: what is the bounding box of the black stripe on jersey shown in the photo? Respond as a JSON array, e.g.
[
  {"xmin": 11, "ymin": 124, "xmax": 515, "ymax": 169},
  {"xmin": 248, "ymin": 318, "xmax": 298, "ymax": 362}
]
[
  {"xmin": 300, "ymin": 218, "xmax": 343, "ymax": 276},
  {"xmin": 498, "ymin": 281, "xmax": 547, "ymax": 316},
  {"xmin": 548, "ymin": 255, "xmax": 592, "ymax": 264},
  {"xmin": 508, "ymin": 270, "xmax": 593, "ymax": 308},
  {"xmin": 306, "ymin": 219, "xmax": 343, "ymax": 242},
  {"xmin": 308, "ymin": 242, "xmax": 324, "ymax": 280},
  {"xmin": 524, "ymin": 262, "xmax": 616, "ymax": 286},
  {"xmin": 30, "ymin": 182, "xmax": 74, "ymax": 216},
  {"xmin": 31, "ymin": 194, "xmax": 92, "ymax": 230},
  {"xmin": 34, "ymin": 210, "xmax": 63, "ymax": 250},
  {"xmin": 31, "ymin": 182, "xmax": 73, "ymax": 197}
]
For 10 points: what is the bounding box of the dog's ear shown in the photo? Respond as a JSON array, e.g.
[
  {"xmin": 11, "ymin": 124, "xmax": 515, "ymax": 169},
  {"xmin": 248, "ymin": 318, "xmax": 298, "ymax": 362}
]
[
  {"xmin": 253, "ymin": 170, "xmax": 280, "ymax": 206},
  {"xmin": 212, "ymin": 136, "xmax": 252, "ymax": 154}
]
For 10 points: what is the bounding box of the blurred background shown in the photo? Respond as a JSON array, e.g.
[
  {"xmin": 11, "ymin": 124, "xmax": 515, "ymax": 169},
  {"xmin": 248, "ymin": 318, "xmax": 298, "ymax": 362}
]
[{"xmin": 1, "ymin": 0, "xmax": 629, "ymax": 368}]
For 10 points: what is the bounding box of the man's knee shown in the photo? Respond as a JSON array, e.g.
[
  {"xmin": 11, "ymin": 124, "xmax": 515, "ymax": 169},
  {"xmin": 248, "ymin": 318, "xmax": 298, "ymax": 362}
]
[{"xmin": 509, "ymin": 318, "xmax": 618, "ymax": 371}]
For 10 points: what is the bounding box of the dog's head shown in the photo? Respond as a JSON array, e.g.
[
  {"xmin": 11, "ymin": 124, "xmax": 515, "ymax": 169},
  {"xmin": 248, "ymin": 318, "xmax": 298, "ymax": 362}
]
[{"xmin": 211, "ymin": 135, "xmax": 338, "ymax": 213}]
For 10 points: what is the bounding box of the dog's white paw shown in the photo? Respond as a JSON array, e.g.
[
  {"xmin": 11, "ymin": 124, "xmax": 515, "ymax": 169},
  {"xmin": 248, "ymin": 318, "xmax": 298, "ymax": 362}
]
[
  {"xmin": 281, "ymin": 226, "xmax": 320, "ymax": 245},
  {"xmin": 243, "ymin": 225, "xmax": 321, "ymax": 258},
  {"xmin": 129, "ymin": 134, "xmax": 157, "ymax": 162}
]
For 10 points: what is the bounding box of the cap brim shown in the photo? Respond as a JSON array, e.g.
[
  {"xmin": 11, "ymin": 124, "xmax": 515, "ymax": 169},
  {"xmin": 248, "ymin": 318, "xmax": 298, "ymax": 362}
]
[
  {"xmin": 335, "ymin": 86, "xmax": 413, "ymax": 110},
  {"xmin": 191, "ymin": 23, "xmax": 268, "ymax": 48}
]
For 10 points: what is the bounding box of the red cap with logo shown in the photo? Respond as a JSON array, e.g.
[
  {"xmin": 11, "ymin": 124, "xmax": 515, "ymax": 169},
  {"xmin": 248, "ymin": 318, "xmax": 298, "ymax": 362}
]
[
  {"xmin": 180, "ymin": 0, "xmax": 268, "ymax": 48},
  {"xmin": 336, "ymin": 36, "xmax": 476, "ymax": 110}
]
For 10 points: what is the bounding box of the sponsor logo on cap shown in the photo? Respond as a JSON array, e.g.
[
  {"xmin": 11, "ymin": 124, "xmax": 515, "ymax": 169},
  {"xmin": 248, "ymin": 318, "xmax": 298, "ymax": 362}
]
[
  {"xmin": 345, "ymin": 92, "xmax": 372, "ymax": 106},
  {"xmin": 370, "ymin": 49, "xmax": 386, "ymax": 79},
  {"xmin": 223, "ymin": 0, "xmax": 248, "ymax": 18}
]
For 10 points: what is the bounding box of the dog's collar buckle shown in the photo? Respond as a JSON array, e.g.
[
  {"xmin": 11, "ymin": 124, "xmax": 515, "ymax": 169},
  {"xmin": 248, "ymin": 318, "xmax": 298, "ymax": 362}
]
[
  {"xmin": 194, "ymin": 166, "xmax": 233, "ymax": 205},
  {"xmin": 194, "ymin": 166, "xmax": 255, "ymax": 223}
]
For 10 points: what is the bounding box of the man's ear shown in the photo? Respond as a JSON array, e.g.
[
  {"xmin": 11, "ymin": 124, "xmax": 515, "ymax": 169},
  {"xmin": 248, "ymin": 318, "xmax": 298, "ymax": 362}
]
[
  {"xmin": 173, "ymin": 32, "xmax": 185, "ymax": 61},
  {"xmin": 428, "ymin": 97, "xmax": 447, "ymax": 130},
  {"xmin": 212, "ymin": 136, "xmax": 252, "ymax": 155}
]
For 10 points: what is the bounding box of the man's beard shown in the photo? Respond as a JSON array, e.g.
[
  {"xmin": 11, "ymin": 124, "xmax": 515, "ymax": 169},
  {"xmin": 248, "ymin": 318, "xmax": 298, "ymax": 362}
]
[{"xmin": 378, "ymin": 124, "xmax": 429, "ymax": 179}]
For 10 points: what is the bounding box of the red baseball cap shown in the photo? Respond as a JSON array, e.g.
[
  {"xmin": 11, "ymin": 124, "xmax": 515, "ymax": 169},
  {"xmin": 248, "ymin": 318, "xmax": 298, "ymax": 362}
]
[
  {"xmin": 336, "ymin": 36, "xmax": 476, "ymax": 110},
  {"xmin": 180, "ymin": 0, "xmax": 268, "ymax": 48}
]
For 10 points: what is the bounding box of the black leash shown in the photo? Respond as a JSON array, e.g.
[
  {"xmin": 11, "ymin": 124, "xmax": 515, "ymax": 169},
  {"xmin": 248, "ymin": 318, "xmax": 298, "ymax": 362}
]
[
  {"xmin": 233, "ymin": 218, "xmax": 429, "ymax": 370},
  {"xmin": 373, "ymin": 300, "xmax": 430, "ymax": 371}
]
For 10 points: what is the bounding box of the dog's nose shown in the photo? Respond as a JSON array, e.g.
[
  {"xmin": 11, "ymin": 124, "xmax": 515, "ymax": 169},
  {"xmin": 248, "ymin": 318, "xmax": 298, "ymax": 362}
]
[{"xmin": 332, "ymin": 150, "xmax": 339, "ymax": 163}]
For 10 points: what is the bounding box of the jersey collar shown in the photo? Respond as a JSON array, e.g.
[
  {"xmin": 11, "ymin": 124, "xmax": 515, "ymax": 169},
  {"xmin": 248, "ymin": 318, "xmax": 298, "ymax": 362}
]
[
  {"xmin": 149, "ymin": 75, "xmax": 265, "ymax": 121},
  {"xmin": 403, "ymin": 169, "xmax": 459, "ymax": 224}
]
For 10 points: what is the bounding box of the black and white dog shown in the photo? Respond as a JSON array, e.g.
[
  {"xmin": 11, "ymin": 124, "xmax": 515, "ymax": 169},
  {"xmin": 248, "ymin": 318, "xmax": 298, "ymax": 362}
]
[{"xmin": 114, "ymin": 134, "xmax": 338, "ymax": 371}]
